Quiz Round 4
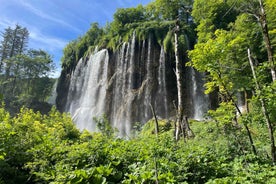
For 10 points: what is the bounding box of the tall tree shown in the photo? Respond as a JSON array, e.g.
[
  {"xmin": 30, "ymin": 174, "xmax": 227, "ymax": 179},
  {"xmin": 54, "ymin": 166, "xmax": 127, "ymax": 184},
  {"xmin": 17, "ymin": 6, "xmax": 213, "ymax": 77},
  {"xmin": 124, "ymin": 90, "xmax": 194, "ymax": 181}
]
[
  {"xmin": 17, "ymin": 26, "xmax": 29, "ymax": 54},
  {"xmin": 0, "ymin": 25, "xmax": 54, "ymax": 113},
  {"xmin": 0, "ymin": 24, "xmax": 29, "ymax": 77},
  {"xmin": 23, "ymin": 49, "xmax": 54, "ymax": 96},
  {"xmin": 189, "ymin": 0, "xmax": 276, "ymax": 162},
  {"xmin": 236, "ymin": 0, "xmax": 276, "ymax": 81},
  {"xmin": 258, "ymin": 0, "xmax": 275, "ymax": 81},
  {"xmin": 148, "ymin": 0, "xmax": 194, "ymax": 141},
  {"xmin": 147, "ymin": 0, "xmax": 193, "ymax": 21},
  {"xmin": 174, "ymin": 19, "xmax": 184, "ymax": 141},
  {"xmin": 248, "ymin": 48, "xmax": 275, "ymax": 163},
  {"xmin": 0, "ymin": 27, "xmax": 13, "ymax": 72}
]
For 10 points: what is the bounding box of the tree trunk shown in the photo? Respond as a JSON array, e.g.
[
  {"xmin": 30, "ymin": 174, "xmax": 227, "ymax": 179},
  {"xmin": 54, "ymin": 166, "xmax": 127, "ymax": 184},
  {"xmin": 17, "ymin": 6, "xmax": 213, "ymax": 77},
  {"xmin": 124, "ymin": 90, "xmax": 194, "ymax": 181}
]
[
  {"xmin": 174, "ymin": 21, "xmax": 185, "ymax": 141},
  {"xmin": 258, "ymin": 0, "xmax": 276, "ymax": 81},
  {"xmin": 248, "ymin": 48, "xmax": 275, "ymax": 163},
  {"xmin": 219, "ymin": 71, "xmax": 257, "ymax": 155},
  {"xmin": 227, "ymin": 89, "xmax": 257, "ymax": 155},
  {"xmin": 185, "ymin": 116, "xmax": 195, "ymax": 138},
  {"xmin": 150, "ymin": 103, "xmax": 159, "ymax": 137},
  {"xmin": 244, "ymin": 90, "xmax": 249, "ymax": 113}
]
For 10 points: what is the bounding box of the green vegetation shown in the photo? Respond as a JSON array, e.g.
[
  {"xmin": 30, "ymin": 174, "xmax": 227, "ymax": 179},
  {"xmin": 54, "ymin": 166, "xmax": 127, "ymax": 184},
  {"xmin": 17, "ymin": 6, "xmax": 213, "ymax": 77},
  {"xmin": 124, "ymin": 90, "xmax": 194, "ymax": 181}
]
[
  {"xmin": 188, "ymin": 0, "xmax": 276, "ymax": 163},
  {"xmin": 1, "ymin": 107, "xmax": 276, "ymax": 183},
  {"xmin": 61, "ymin": 0, "xmax": 195, "ymax": 72},
  {"xmin": 1, "ymin": 0, "xmax": 276, "ymax": 183},
  {"xmin": 0, "ymin": 25, "xmax": 55, "ymax": 114}
]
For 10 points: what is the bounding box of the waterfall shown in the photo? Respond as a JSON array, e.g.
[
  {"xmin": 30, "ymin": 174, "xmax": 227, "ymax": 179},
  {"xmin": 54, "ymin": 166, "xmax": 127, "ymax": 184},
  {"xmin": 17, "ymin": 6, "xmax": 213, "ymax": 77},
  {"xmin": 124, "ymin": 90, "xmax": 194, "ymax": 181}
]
[
  {"xmin": 65, "ymin": 49, "xmax": 109, "ymax": 131},
  {"xmin": 48, "ymin": 79, "xmax": 58, "ymax": 105},
  {"xmin": 144, "ymin": 37, "xmax": 153, "ymax": 120},
  {"xmin": 155, "ymin": 46, "xmax": 168, "ymax": 118},
  {"xmin": 237, "ymin": 92, "xmax": 247, "ymax": 114},
  {"xmin": 190, "ymin": 67, "xmax": 209, "ymax": 120},
  {"xmin": 110, "ymin": 33, "xmax": 137, "ymax": 136},
  {"xmin": 110, "ymin": 42, "xmax": 129, "ymax": 134},
  {"xmin": 61, "ymin": 33, "xmax": 210, "ymax": 135}
]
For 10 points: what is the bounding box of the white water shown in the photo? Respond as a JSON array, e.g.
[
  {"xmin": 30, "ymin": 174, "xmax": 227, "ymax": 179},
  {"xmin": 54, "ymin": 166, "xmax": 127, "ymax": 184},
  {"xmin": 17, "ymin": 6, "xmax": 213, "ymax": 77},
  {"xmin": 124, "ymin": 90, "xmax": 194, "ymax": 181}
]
[
  {"xmin": 65, "ymin": 49, "xmax": 109, "ymax": 131},
  {"xmin": 48, "ymin": 79, "xmax": 58, "ymax": 105},
  {"xmin": 190, "ymin": 67, "xmax": 209, "ymax": 120},
  {"xmin": 64, "ymin": 33, "xmax": 209, "ymax": 135},
  {"xmin": 237, "ymin": 92, "xmax": 247, "ymax": 114},
  {"xmin": 156, "ymin": 46, "xmax": 168, "ymax": 118},
  {"xmin": 110, "ymin": 38, "xmax": 134, "ymax": 136},
  {"xmin": 144, "ymin": 37, "xmax": 153, "ymax": 120}
]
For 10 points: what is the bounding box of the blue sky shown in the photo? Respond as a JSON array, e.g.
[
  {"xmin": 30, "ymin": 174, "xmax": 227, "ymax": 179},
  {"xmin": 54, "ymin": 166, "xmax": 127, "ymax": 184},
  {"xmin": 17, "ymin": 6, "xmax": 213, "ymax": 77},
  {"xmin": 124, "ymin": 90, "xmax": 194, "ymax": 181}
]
[{"xmin": 0, "ymin": 0, "xmax": 153, "ymax": 77}]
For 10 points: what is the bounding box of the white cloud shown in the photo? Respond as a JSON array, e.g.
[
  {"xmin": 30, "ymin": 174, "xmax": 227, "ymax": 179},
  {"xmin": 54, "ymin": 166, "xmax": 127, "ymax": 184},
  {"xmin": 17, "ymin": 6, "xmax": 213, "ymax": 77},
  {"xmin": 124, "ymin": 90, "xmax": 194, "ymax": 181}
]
[
  {"xmin": 0, "ymin": 17, "xmax": 18, "ymax": 32},
  {"xmin": 28, "ymin": 31, "xmax": 66, "ymax": 78},
  {"xmin": 0, "ymin": 19, "xmax": 13, "ymax": 29},
  {"xmin": 0, "ymin": 17, "xmax": 67, "ymax": 53},
  {"xmin": 18, "ymin": 0, "xmax": 82, "ymax": 33},
  {"xmin": 29, "ymin": 29, "xmax": 67, "ymax": 51},
  {"xmin": 0, "ymin": 0, "xmax": 153, "ymax": 77},
  {"xmin": 28, "ymin": 27, "xmax": 67, "ymax": 70}
]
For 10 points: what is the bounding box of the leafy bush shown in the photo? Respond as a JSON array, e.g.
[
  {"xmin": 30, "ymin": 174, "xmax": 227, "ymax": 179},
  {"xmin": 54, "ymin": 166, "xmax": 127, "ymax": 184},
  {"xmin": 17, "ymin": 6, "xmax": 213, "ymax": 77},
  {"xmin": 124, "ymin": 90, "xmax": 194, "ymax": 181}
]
[
  {"xmin": 0, "ymin": 106, "xmax": 80, "ymax": 183},
  {"xmin": 1, "ymin": 105, "xmax": 276, "ymax": 183}
]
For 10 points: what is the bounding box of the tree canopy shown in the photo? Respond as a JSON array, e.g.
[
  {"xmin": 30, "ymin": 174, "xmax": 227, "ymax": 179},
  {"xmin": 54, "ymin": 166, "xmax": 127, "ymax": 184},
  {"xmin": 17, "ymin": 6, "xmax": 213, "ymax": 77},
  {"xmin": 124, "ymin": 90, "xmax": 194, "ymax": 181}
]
[
  {"xmin": 0, "ymin": 25, "xmax": 55, "ymax": 114},
  {"xmin": 61, "ymin": 0, "xmax": 196, "ymax": 72},
  {"xmin": 189, "ymin": 0, "xmax": 276, "ymax": 163}
]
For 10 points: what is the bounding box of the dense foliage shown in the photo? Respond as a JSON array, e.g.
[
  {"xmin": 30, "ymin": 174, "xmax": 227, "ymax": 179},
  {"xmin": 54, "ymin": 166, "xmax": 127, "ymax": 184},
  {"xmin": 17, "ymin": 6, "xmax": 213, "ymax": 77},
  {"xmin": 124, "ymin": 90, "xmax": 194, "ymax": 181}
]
[
  {"xmin": 1, "ymin": 0, "xmax": 276, "ymax": 183},
  {"xmin": 61, "ymin": 0, "xmax": 195, "ymax": 72},
  {"xmin": 1, "ymin": 107, "xmax": 276, "ymax": 183},
  {"xmin": 0, "ymin": 25, "xmax": 55, "ymax": 114},
  {"xmin": 188, "ymin": 0, "xmax": 276, "ymax": 163}
]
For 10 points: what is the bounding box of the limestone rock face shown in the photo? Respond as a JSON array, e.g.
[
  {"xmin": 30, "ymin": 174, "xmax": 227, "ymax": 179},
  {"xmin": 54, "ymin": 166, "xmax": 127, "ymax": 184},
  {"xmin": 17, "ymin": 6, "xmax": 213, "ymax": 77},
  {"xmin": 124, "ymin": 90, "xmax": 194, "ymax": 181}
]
[{"xmin": 56, "ymin": 35, "xmax": 209, "ymax": 136}]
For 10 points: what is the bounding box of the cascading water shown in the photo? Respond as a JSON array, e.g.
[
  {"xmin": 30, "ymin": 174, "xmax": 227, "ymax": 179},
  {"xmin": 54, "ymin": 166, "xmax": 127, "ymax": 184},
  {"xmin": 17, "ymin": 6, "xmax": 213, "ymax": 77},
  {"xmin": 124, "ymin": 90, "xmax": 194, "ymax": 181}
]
[
  {"xmin": 182, "ymin": 34, "xmax": 209, "ymax": 120},
  {"xmin": 190, "ymin": 68, "xmax": 209, "ymax": 120},
  {"xmin": 48, "ymin": 79, "xmax": 58, "ymax": 105},
  {"xmin": 65, "ymin": 49, "xmax": 109, "ymax": 131},
  {"xmin": 237, "ymin": 92, "xmax": 247, "ymax": 114},
  {"xmin": 61, "ymin": 33, "xmax": 210, "ymax": 135},
  {"xmin": 110, "ymin": 38, "xmax": 135, "ymax": 136},
  {"xmin": 155, "ymin": 46, "xmax": 168, "ymax": 118},
  {"xmin": 144, "ymin": 37, "xmax": 153, "ymax": 120}
]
